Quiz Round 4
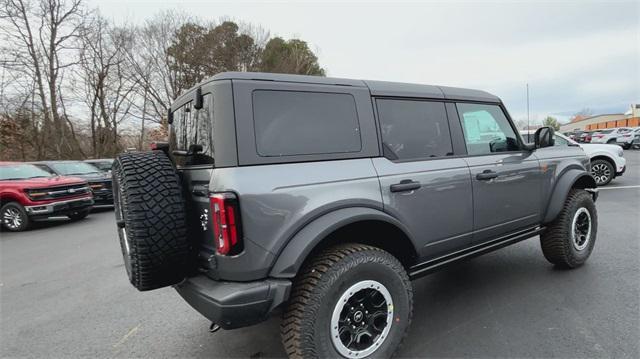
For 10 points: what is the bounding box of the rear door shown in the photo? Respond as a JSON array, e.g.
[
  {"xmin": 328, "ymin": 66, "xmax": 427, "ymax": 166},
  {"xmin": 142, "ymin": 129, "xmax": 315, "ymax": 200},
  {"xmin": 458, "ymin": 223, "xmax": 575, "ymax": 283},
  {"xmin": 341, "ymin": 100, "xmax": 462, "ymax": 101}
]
[
  {"xmin": 455, "ymin": 102, "xmax": 542, "ymax": 244},
  {"xmin": 169, "ymin": 84, "xmax": 227, "ymax": 267},
  {"xmin": 373, "ymin": 99, "xmax": 473, "ymax": 260}
]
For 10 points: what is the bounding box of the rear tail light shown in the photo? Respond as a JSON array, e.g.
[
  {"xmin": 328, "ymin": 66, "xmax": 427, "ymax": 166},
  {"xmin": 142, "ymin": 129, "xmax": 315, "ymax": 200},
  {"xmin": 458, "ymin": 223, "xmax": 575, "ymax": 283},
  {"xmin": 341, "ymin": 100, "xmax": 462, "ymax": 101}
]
[{"xmin": 209, "ymin": 193, "xmax": 243, "ymax": 255}]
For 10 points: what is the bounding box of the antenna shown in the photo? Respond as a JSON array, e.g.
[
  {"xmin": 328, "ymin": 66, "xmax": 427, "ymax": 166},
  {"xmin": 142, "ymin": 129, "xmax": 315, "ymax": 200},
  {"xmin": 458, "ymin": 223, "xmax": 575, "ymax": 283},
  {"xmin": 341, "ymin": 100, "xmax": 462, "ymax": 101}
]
[{"xmin": 526, "ymin": 83, "xmax": 530, "ymax": 130}]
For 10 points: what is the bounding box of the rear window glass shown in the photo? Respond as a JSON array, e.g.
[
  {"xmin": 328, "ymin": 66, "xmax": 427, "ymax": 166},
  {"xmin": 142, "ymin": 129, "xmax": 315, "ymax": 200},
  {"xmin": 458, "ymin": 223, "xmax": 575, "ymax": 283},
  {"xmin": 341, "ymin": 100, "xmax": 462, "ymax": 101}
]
[
  {"xmin": 252, "ymin": 90, "xmax": 362, "ymax": 157},
  {"xmin": 377, "ymin": 99, "xmax": 453, "ymax": 160},
  {"xmin": 169, "ymin": 93, "xmax": 214, "ymax": 166}
]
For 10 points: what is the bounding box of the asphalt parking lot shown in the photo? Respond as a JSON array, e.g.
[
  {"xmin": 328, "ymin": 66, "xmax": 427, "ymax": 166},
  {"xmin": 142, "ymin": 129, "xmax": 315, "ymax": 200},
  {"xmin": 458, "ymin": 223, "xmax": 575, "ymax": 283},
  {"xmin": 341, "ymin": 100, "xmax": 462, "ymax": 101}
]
[{"xmin": 2, "ymin": 151, "xmax": 639, "ymax": 358}]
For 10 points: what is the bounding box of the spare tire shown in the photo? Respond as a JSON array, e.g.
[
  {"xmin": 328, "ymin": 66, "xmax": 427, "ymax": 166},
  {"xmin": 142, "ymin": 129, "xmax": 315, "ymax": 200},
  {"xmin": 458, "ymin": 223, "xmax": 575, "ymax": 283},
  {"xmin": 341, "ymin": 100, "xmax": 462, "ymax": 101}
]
[{"xmin": 112, "ymin": 151, "xmax": 190, "ymax": 291}]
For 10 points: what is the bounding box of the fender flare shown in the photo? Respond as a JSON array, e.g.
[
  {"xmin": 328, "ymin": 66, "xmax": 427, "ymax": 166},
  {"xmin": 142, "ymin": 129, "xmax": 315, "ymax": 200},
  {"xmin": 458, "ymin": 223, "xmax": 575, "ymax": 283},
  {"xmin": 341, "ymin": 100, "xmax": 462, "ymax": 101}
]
[
  {"xmin": 269, "ymin": 207, "xmax": 414, "ymax": 278},
  {"xmin": 542, "ymin": 169, "xmax": 597, "ymax": 223}
]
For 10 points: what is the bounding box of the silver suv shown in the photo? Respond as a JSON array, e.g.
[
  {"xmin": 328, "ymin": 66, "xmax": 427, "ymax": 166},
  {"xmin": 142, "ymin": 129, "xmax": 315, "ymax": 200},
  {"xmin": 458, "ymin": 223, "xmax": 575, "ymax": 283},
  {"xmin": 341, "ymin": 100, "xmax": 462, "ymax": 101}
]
[{"xmin": 112, "ymin": 72, "xmax": 598, "ymax": 358}]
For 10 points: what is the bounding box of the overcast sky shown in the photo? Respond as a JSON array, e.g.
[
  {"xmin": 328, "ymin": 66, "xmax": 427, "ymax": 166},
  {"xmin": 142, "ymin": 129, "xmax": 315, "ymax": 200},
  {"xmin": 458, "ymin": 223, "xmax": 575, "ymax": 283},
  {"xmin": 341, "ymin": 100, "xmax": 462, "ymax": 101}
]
[{"xmin": 87, "ymin": 0, "xmax": 639, "ymax": 124}]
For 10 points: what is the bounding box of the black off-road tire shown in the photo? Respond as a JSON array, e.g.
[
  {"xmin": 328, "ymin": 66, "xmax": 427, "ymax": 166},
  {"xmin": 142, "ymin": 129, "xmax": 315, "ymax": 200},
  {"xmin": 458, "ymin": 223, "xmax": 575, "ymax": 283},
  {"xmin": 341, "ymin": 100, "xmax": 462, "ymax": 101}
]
[
  {"xmin": 540, "ymin": 189, "xmax": 597, "ymax": 268},
  {"xmin": 112, "ymin": 151, "xmax": 190, "ymax": 291},
  {"xmin": 67, "ymin": 209, "xmax": 90, "ymax": 221},
  {"xmin": 281, "ymin": 244, "xmax": 413, "ymax": 358},
  {"xmin": 590, "ymin": 159, "xmax": 614, "ymax": 186},
  {"xmin": 1, "ymin": 202, "xmax": 30, "ymax": 232}
]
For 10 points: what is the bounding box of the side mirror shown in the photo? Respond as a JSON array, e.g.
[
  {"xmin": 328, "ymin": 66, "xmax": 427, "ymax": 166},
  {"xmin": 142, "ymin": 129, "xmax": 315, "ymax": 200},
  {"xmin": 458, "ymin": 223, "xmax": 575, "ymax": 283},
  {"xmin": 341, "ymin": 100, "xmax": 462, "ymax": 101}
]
[
  {"xmin": 194, "ymin": 88, "xmax": 203, "ymax": 110},
  {"xmin": 167, "ymin": 108, "xmax": 174, "ymax": 124},
  {"xmin": 534, "ymin": 126, "xmax": 555, "ymax": 148}
]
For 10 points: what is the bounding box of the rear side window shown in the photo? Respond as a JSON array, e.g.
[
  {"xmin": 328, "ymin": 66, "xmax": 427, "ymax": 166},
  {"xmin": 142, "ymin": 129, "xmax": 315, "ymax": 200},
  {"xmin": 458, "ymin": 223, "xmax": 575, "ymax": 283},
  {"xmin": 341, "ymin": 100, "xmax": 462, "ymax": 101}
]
[
  {"xmin": 376, "ymin": 99, "xmax": 453, "ymax": 160},
  {"xmin": 252, "ymin": 90, "xmax": 361, "ymax": 156}
]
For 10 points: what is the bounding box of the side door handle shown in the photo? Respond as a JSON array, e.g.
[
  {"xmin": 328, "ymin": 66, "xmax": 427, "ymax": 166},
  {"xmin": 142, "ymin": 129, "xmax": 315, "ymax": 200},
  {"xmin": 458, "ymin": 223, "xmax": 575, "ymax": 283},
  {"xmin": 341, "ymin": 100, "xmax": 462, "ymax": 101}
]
[
  {"xmin": 390, "ymin": 179, "xmax": 421, "ymax": 192},
  {"xmin": 476, "ymin": 170, "xmax": 499, "ymax": 180}
]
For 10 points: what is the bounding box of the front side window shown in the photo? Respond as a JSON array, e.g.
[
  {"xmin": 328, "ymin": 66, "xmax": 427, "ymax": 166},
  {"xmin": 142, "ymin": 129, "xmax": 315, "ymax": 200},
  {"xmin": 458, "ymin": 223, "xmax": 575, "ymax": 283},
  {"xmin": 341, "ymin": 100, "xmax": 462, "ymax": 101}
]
[
  {"xmin": 169, "ymin": 93, "xmax": 214, "ymax": 166},
  {"xmin": 377, "ymin": 99, "xmax": 453, "ymax": 160},
  {"xmin": 252, "ymin": 90, "xmax": 361, "ymax": 157},
  {"xmin": 554, "ymin": 135, "xmax": 570, "ymax": 146},
  {"xmin": 457, "ymin": 103, "xmax": 520, "ymax": 155}
]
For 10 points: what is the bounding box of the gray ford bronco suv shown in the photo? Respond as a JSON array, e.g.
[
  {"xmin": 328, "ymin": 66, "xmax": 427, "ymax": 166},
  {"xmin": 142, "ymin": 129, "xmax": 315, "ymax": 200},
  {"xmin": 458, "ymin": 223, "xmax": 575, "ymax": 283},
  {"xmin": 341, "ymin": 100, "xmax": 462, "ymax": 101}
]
[{"xmin": 112, "ymin": 72, "xmax": 598, "ymax": 358}]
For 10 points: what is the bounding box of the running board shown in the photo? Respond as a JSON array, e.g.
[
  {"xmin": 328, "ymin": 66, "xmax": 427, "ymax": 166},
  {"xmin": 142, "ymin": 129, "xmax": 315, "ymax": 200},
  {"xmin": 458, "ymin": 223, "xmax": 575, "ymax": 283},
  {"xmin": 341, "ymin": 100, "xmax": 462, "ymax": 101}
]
[{"xmin": 408, "ymin": 226, "xmax": 544, "ymax": 280}]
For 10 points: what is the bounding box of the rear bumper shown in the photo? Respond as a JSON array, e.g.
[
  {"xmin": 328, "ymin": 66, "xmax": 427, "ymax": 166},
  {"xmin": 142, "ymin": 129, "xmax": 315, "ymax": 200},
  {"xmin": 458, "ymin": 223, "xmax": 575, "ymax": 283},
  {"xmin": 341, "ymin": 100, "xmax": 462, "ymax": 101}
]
[
  {"xmin": 25, "ymin": 197, "xmax": 94, "ymax": 216},
  {"xmin": 175, "ymin": 275, "xmax": 291, "ymax": 329}
]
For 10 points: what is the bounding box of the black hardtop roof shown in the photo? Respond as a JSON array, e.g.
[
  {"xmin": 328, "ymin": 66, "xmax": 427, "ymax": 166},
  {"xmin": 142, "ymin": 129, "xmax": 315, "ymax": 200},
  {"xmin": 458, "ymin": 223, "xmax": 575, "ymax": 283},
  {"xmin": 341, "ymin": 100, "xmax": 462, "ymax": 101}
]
[{"xmin": 178, "ymin": 71, "xmax": 501, "ymax": 104}]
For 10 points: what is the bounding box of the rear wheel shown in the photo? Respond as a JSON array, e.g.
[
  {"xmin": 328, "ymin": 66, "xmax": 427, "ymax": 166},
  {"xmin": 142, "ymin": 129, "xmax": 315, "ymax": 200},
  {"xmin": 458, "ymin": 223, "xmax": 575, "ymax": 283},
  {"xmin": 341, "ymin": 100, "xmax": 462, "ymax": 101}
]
[
  {"xmin": 282, "ymin": 244, "xmax": 413, "ymax": 358},
  {"xmin": 112, "ymin": 151, "xmax": 190, "ymax": 291},
  {"xmin": 540, "ymin": 189, "xmax": 597, "ymax": 268},
  {"xmin": 1, "ymin": 202, "xmax": 30, "ymax": 232},
  {"xmin": 590, "ymin": 159, "xmax": 614, "ymax": 186}
]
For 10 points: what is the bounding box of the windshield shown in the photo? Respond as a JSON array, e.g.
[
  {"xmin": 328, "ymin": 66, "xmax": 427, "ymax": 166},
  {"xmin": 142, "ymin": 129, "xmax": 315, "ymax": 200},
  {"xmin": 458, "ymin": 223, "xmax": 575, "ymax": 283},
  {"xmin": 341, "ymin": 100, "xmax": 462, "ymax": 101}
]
[
  {"xmin": 87, "ymin": 161, "xmax": 113, "ymax": 171},
  {"xmin": 597, "ymin": 129, "xmax": 613, "ymax": 134},
  {"xmin": 0, "ymin": 164, "xmax": 53, "ymax": 180},
  {"xmin": 50, "ymin": 162, "xmax": 102, "ymax": 175}
]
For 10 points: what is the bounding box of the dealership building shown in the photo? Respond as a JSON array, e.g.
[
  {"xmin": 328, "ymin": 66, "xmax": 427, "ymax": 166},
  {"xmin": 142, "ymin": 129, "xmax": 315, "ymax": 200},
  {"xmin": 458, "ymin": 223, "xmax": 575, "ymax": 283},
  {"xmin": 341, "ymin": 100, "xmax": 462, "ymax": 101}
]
[{"xmin": 559, "ymin": 104, "xmax": 640, "ymax": 132}]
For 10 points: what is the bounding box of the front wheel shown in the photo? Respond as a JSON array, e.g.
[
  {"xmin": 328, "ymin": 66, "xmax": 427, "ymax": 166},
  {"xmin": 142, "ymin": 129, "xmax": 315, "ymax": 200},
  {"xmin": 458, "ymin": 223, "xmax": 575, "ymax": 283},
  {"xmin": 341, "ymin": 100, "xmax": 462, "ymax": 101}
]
[
  {"xmin": 540, "ymin": 189, "xmax": 597, "ymax": 268},
  {"xmin": 590, "ymin": 159, "xmax": 614, "ymax": 186},
  {"xmin": 282, "ymin": 244, "xmax": 413, "ymax": 358},
  {"xmin": 1, "ymin": 202, "xmax": 30, "ymax": 232},
  {"xmin": 68, "ymin": 209, "xmax": 90, "ymax": 221}
]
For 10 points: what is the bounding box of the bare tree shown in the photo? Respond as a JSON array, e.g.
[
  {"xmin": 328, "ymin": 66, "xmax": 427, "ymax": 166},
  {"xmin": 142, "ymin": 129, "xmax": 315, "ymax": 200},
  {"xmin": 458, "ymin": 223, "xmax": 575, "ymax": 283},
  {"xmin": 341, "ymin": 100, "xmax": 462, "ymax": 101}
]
[
  {"xmin": 1, "ymin": 0, "xmax": 85, "ymax": 158},
  {"xmin": 125, "ymin": 10, "xmax": 190, "ymax": 125},
  {"xmin": 76, "ymin": 13, "xmax": 136, "ymax": 157}
]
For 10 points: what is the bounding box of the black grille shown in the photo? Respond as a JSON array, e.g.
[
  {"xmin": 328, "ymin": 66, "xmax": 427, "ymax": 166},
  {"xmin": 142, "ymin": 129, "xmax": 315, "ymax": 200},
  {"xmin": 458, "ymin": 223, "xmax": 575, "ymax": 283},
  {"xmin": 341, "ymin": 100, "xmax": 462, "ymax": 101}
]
[{"xmin": 27, "ymin": 183, "xmax": 91, "ymax": 200}]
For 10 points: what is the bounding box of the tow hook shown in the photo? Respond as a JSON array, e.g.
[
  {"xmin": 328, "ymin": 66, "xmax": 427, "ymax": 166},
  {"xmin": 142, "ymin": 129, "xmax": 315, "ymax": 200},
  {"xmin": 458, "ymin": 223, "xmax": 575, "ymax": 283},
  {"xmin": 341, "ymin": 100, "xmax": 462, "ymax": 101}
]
[{"xmin": 209, "ymin": 323, "xmax": 221, "ymax": 333}]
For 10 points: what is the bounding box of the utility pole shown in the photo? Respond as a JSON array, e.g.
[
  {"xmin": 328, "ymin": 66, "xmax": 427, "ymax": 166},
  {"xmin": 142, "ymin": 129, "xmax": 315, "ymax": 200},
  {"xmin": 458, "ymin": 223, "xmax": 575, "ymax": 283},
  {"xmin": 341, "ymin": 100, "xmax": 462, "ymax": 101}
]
[{"xmin": 526, "ymin": 83, "xmax": 530, "ymax": 130}]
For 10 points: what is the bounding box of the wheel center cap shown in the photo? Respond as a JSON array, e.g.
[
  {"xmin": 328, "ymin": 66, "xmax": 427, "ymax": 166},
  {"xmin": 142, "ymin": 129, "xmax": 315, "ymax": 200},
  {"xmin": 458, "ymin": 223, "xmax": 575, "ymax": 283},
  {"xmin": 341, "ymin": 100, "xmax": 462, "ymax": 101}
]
[{"xmin": 353, "ymin": 310, "xmax": 364, "ymax": 322}]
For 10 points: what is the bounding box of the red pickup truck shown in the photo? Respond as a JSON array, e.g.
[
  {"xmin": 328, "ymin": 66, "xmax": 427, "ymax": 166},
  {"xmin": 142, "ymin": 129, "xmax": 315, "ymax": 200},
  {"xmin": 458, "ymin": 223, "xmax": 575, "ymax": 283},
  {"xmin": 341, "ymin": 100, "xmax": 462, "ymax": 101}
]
[{"xmin": 0, "ymin": 162, "xmax": 94, "ymax": 231}]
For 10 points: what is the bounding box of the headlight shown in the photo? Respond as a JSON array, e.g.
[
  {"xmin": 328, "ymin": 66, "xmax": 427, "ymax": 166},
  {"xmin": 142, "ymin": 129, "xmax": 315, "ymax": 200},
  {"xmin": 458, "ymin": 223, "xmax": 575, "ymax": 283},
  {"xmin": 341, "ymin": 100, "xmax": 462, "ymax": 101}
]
[
  {"xmin": 24, "ymin": 189, "xmax": 49, "ymax": 200},
  {"xmin": 617, "ymin": 147, "xmax": 623, "ymax": 157}
]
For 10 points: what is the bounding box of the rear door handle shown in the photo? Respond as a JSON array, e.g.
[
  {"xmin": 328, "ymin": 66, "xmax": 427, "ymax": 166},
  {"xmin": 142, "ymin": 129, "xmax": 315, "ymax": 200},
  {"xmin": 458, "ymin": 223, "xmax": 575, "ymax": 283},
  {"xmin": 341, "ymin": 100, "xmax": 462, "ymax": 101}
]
[
  {"xmin": 476, "ymin": 170, "xmax": 499, "ymax": 180},
  {"xmin": 390, "ymin": 179, "xmax": 421, "ymax": 192}
]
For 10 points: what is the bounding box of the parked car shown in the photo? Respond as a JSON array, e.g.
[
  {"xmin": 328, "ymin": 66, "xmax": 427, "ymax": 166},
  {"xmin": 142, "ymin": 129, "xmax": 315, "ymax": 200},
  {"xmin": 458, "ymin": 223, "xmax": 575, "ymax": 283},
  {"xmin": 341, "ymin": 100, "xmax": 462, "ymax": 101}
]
[
  {"xmin": 113, "ymin": 73, "xmax": 597, "ymax": 358},
  {"xmin": 0, "ymin": 162, "xmax": 93, "ymax": 231},
  {"xmin": 112, "ymin": 72, "xmax": 599, "ymax": 358},
  {"xmin": 632, "ymin": 132, "xmax": 640, "ymax": 149},
  {"xmin": 521, "ymin": 131, "xmax": 626, "ymax": 186},
  {"xmin": 30, "ymin": 161, "xmax": 113, "ymax": 205},
  {"xmin": 578, "ymin": 130, "xmax": 594, "ymax": 143},
  {"xmin": 84, "ymin": 158, "xmax": 114, "ymax": 173},
  {"xmin": 590, "ymin": 127, "xmax": 632, "ymax": 144},
  {"xmin": 564, "ymin": 130, "xmax": 582, "ymax": 141},
  {"xmin": 616, "ymin": 127, "xmax": 640, "ymax": 149}
]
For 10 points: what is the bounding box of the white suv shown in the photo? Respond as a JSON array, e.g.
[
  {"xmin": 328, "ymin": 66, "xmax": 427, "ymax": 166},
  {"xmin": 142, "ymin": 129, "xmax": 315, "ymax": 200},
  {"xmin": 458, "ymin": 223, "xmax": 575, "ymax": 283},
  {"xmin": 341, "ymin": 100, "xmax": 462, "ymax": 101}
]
[
  {"xmin": 616, "ymin": 127, "xmax": 640, "ymax": 149},
  {"xmin": 590, "ymin": 127, "xmax": 632, "ymax": 144},
  {"xmin": 521, "ymin": 131, "xmax": 626, "ymax": 186}
]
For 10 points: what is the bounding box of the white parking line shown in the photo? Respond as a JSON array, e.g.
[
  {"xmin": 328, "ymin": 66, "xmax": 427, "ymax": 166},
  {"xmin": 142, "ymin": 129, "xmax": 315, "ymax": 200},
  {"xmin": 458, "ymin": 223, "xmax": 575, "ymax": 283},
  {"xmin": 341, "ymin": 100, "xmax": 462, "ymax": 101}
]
[{"xmin": 598, "ymin": 185, "xmax": 640, "ymax": 190}]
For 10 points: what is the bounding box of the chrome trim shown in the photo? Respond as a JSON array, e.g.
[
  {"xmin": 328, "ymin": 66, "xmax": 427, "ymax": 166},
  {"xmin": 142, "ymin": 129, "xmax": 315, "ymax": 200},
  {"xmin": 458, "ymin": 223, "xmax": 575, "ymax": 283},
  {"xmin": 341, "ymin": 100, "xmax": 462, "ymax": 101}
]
[
  {"xmin": 25, "ymin": 196, "xmax": 94, "ymax": 215},
  {"xmin": 26, "ymin": 186, "xmax": 91, "ymax": 199}
]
